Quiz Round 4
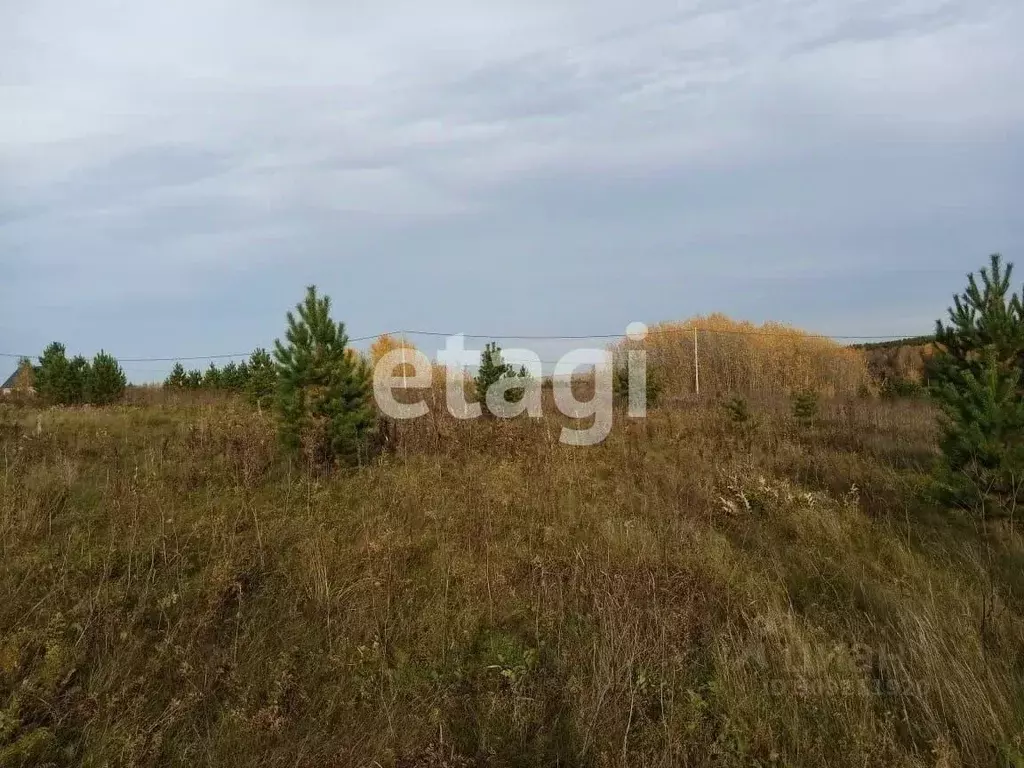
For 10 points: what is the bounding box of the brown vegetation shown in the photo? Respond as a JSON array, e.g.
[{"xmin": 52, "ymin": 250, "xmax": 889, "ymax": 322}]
[
  {"xmin": 371, "ymin": 335, "xmax": 419, "ymax": 379},
  {"xmin": 614, "ymin": 314, "xmax": 874, "ymax": 401},
  {"xmin": 1, "ymin": 387, "xmax": 1022, "ymax": 766},
  {"xmin": 861, "ymin": 340, "xmax": 938, "ymax": 391}
]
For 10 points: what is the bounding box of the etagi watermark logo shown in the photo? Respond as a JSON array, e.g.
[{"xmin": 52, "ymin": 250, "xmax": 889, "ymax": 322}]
[{"xmin": 372, "ymin": 323, "xmax": 652, "ymax": 447}]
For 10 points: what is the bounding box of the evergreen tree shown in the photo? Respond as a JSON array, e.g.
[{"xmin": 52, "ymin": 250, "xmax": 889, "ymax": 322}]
[
  {"xmin": 220, "ymin": 361, "xmax": 243, "ymax": 390},
  {"xmin": 35, "ymin": 343, "xmax": 99, "ymax": 404},
  {"xmin": 273, "ymin": 286, "xmax": 376, "ymax": 466},
  {"xmin": 722, "ymin": 394, "xmax": 756, "ymax": 449},
  {"xmin": 791, "ymin": 388, "xmax": 819, "ymax": 428},
  {"xmin": 474, "ymin": 342, "xmax": 515, "ymax": 414},
  {"xmin": 203, "ymin": 363, "xmax": 222, "ymax": 389},
  {"xmin": 165, "ymin": 363, "xmax": 187, "ymax": 388},
  {"xmin": 508, "ymin": 365, "xmax": 531, "ymax": 405},
  {"xmin": 185, "ymin": 369, "xmax": 203, "ymax": 389},
  {"xmin": 35, "ymin": 342, "xmax": 73, "ymax": 405},
  {"xmin": 612, "ymin": 360, "xmax": 663, "ymax": 409},
  {"xmin": 723, "ymin": 395, "xmax": 752, "ymax": 425},
  {"xmin": 235, "ymin": 360, "xmax": 251, "ymax": 390},
  {"xmin": 67, "ymin": 355, "xmax": 91, "ymax": 404},
  {"xmin": 87, "ymin": 351, "xmax": 127, "ymax": 405},
  {"xmin": 246, "ymin": 348, "xmax": 277, "ymax": 409},
  {"xmin": 930, "ymin": 254, "xmax": 1024, "ymax": 514}
]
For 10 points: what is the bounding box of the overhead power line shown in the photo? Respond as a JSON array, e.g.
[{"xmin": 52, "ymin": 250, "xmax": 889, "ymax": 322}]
[
  {"xmin": 399, "ymin": 328, "xmax": 920, "ymax": 341},
  {"xmin": 0, "ymin": 327, "xmax": 928, "ymax": 363},
  {"xmin": 0, "ymin": 333, "xmax": 389, "ymax": 363}
]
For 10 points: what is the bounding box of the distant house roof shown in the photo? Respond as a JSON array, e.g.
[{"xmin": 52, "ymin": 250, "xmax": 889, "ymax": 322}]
[{"xmin": 1, "ymin": 363, "xmax": 35, "ymax": 391}]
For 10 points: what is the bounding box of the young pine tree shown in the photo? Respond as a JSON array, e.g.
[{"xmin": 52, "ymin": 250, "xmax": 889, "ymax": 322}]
[
  {"xmin": 273, "ymin": 286, "xmax": 376, "ymax": 467},
  {"xmin": 723, "ymin": 394, "xmax": 752, "ymax": 425},
  {"xmin": 220, "ymin": 361, "xmax": 242, "ymax": 391},
  {"xmin": 791, "ymin": 388, "xmax": 819, "ymax": 428},
  {"xmin": 612, "ymin": 360, "xmax": 663, "ymax": 409},
  {"xmin": 507, "ymin": 365, "xmax": 531, "ymax": 405},
  {"xmin": 35, "ymin": 344, "xmax": 96, "ymax": 405},
  {"xmin": 68, "ymin": 356, "xmax": 92, "ymax": 404},
  {"xmin": 930, "ymin": 254, "xmax": 1024, "ymax": 515},
  {"xmin": 235, "ymin": 360, "xmax": 251, "ymax": 390},
  {"xmin": 474, "ymin": 342, "xmax": 514, "ymax": 414},
  {"xmin": 185, "ymin": 369, "xmax": 203, "ymax": 389},
  {"xmin": 165, "ymin": 363, "xmax": 187, "ymax": 388},
  {"xmin": 35, "ymin": 342, "xmax": 73, "ymax": 405},
  {"xmin": 87, "ymin": 351, "xmax": 127, "ymax": 405},
  {"xmin": 246, "ymin": 348, "xmax": 277, "ymax": 410},
  {"xmin": 722, "ymin": 395, "xmax": 756, "ymax": 449},
  {"xmin": 202, "ymin": 363, "xmax": 222, "ymax": 390}
]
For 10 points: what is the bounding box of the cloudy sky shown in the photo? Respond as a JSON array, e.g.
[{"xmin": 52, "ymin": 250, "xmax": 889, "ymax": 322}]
[{"xmin": 2, "ymin": 0, "xmax": 1022, "ymax": 379}]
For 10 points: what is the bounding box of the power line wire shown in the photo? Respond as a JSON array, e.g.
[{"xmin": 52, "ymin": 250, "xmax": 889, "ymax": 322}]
[
  {"xmin": 400, "ymin": 328, "xmax": 920, "ymax": 341},
  {"xmin": 0, "ymin": 327, "xmax": 929, "ymax": 363},
  {"xmin": 0, "ymin": 333, "xmax": 389, "ymax": 363}
]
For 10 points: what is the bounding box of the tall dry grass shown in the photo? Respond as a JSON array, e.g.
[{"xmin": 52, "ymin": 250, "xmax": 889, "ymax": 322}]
[
  {"xmin": 614, "ymin": 314, "xmax": 873, "ymax": 401},
  {"xmin": 1, "ymin": 392, "xmax": 1022, "ymax": 766},
  {"xmin": 863, "ymin": 341, "xmax": 938, "ymax": 388}
]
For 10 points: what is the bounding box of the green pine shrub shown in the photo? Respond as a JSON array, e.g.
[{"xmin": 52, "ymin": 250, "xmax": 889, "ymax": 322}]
[
  {"xmin": 474, "ymin": 343, "xmax": 529, "ymax": 415},
  {"xmin": 35, "ymin": 344, "xmax": 90, "ymax": 405},
  {"xmin": 86, "ymin": 351, "xmax": 126, "ymax": 405},
  {"xmin": 165, "ymin": 363, "xmax": 187, "ymax": 389},
  {"xmin": 33, "ymin": 343, "xmax": 125, "ymax": 405},
  {"xmin": 791, "ymin": 389, "xmax": 819, "ymax": 428},
  {"xmin": 220, "ymin": 361, "xmax": 239, "ymax": 389},
  {"xmin": 474, "ymin": 343, "xmax": 511, "ymax": 408},
  {"xmin": 930, "ymin": 254, "xmax": 1024, "ymax": 516},
  {"xmin": 35, "ymin": 343, "xmax": 73, "ymax": 405},
  {"xmin": 66, "ymin": 356, "xmax": 91, "ymax": 404},
  {"xmin": 612, "ymin": 360, "xmax": 663, "ymax": 409},
  {"xmin": 246, "ymin": 348, "xmax": 277, "ymax": 410},
  {"xmin": 723, "ymin": 394, "xmax": 752, "ymax": 425},
  {"xmin": 273, "ymin": 286, "xmax": 376, "ymax": 467},
  {"xmin": 202, "ymin": 363, "xmax": 222, "ymax": 390}
]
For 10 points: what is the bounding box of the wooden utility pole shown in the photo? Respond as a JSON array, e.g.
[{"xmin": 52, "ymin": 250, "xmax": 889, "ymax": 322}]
[{"xmin": 693, "ymin": 326, "xmax": 700, "ymax": 397}]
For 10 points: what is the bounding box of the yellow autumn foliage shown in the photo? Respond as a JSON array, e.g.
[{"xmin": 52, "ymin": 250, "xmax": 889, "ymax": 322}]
[
  {"xmin": 369, "ymin": 334, "xmax": 418, "ymax": 378},
  {"xmin": 615, "ymin": 314, "xmax": 872, "ymax": 400}
]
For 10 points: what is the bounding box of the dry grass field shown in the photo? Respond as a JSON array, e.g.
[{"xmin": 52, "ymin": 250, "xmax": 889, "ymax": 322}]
[
  {"xmin": 613, "ymin": 316, "xmax": 874, "ymax": 401},
  {"xmin": 2, "ymin": 380, "xmax": 1023, "ymax": 767}
]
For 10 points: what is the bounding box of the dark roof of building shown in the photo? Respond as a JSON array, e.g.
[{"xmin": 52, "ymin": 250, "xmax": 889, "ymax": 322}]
[{"xmin": 2, "ymin": 363, "xmax": 35, "ymax": 390}]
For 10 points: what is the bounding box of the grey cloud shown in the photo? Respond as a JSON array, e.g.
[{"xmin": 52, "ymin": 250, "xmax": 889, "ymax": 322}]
[
  {"xmin": 0, "ymin": 0, "xmax": 1021, "ymax": 369},
  {"xmin": 788, "ymin": 0, "xmax": 1004, "ymax": 54}
]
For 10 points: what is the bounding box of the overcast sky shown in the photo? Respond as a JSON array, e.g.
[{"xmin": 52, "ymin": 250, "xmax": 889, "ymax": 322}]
[{"xmin": 2, "ymin": 0, "xmax": 1022, "ymax": 379}]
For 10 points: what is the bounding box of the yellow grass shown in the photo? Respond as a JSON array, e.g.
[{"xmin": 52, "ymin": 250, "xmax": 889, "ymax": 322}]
[
  {"xmin": 370, "ymin": 334, "xmax": 419, "ymax": 379},
  {"xmin": 1, "ymin": 392, "xmax": 1022, "ymax": 766},
  {"xmin": 616, "ymin": 314, "xmax": 873, "ymax": 400}
]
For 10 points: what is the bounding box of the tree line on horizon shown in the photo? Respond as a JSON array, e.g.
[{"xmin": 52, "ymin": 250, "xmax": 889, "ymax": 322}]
[
  {"xmin": 9, "ymin": 254, "xmax": 1024, "ymax": 519},
  {"xmin": 160, "ymin": 334, "xmax": 417, "ymax": 396},
  {"xmin": 11, "ymin": 343, "xmax": 127, "ymax": 406},
  {"xmin": 240, "ymin": 262, "xmax": 1024, "ymax": 521},
  {"xmin": 160, "ymin": 332, "xmax": 532, "ymax": 412},
  {"xmin": 163, "ymin": 349, "xmax": 278, "ymax": 409}
]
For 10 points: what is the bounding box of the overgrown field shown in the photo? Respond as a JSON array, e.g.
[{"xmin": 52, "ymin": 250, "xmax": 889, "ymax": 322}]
[{"xmin": 1, "ymin": 396, "xmax": 1023, "ymax": 767}]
